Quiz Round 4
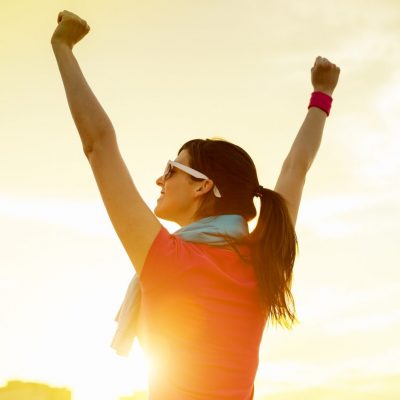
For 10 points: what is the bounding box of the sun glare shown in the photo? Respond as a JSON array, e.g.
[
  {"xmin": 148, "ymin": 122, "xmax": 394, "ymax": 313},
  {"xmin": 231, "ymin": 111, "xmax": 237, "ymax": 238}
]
[
  {"xmin": 70, "ymin": 339, "xmax": 150, "ymax": 400},
  {"xmin": 128, "ymin": 339, "xmax": 150, "ymax": 391}
]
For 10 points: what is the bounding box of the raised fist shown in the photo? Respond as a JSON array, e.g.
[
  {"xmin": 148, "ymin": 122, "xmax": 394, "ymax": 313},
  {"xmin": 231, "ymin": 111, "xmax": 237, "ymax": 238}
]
[
  {"xmin": 51, "ymin": 10, "xmax": 90, "ymax": 49},
  {"xmin": 311, "ymin": 56, "xmax": 340, "ymax": 96}
]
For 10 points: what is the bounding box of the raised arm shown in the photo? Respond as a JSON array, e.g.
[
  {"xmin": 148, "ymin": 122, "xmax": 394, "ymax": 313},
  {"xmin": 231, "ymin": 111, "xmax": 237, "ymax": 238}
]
[
  {"xmin": 274, "ymin": 56, "xmax": 340, "ymax": 226},
  {"xmin": 51, "ymin": 10, "xmax": 113, "ymax": 154},
  {"xmin": 51, "ymin": 10, "xmax": 162, "ymax": 274}
]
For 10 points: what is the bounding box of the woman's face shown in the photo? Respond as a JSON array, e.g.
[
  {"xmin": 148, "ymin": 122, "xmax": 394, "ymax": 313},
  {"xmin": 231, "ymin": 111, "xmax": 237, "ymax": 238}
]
[{"xmin": 154, "ymin": 149, "xmax": 202, "ymax": 226}]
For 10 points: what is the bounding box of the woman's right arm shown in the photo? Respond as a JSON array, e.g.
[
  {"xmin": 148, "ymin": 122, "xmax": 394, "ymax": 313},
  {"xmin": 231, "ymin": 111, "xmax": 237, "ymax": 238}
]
[
  {"xmin": 51, "ymin": 10, "xmax": 112, "ymax": 154},
  {"xmin": 52, "ymin": 10, "xmax": 162, "ymax": 274},
  {"xmin": 274, "ymin": 56, "xmax": 340, "ymax": 226}
]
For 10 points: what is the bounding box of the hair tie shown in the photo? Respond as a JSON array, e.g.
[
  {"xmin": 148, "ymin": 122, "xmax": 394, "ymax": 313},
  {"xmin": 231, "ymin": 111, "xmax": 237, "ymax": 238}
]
[{"xmin": 254, "ymin": 185, "xmax": 264, "ymax": 198}]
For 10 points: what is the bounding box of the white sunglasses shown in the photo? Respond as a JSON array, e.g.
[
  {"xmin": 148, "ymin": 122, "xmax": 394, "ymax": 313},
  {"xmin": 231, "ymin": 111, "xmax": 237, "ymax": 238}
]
[{"xmin": 163, "ymin": 160, "xmax": 222, "ymax": 198}]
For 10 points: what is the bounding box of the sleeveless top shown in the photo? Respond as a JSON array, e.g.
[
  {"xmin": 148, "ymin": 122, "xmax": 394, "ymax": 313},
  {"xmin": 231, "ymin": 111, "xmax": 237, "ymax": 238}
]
[{"xmin": 138, "ymin": 226, "xmax": 267, "ymax": 399}]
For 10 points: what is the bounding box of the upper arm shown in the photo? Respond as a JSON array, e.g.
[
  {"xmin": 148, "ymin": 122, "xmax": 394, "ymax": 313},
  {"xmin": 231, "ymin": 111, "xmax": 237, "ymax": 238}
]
[
  {"xmin": 85, "ymin": 135, "xmax": 162, "ymax": 275},
  {"xmin": 274, "ymin": 159, "xmax": 307, "ymax": 227}
]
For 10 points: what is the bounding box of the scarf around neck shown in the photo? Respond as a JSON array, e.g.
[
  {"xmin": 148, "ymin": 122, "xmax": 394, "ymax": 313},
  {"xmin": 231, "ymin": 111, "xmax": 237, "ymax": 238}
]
[{"xmin": 111, "ymin": 214, "xmax": 249, "ymax": 356}]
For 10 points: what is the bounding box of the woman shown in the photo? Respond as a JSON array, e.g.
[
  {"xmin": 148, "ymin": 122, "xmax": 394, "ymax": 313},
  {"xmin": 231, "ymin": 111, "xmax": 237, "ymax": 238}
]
[{"xmin": 51, "ymin": 10, "xmax": 340, "ymax": 399}]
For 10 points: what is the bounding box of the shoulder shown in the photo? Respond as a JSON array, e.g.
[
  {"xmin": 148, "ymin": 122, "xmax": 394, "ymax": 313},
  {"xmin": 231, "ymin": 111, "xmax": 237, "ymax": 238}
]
[{"xmin": 139, "ymin": 229, "xmax": 254, "ymax": 290}]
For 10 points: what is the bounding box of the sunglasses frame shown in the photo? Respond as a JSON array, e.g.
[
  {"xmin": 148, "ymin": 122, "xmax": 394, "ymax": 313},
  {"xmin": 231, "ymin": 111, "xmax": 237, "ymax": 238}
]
[{"xmin": 163, "ymin": 160, "xmax": 222, "ymax": 198}]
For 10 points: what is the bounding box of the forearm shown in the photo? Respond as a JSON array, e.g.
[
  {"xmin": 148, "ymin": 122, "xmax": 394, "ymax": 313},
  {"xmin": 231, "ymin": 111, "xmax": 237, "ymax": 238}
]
[
  {"xmin": 52, "ymin": 42, "xmax": 115, "ymax": 154},
  {"xmin": 284, "ymin": 106, "xmax": 327, "ymax": 172}
]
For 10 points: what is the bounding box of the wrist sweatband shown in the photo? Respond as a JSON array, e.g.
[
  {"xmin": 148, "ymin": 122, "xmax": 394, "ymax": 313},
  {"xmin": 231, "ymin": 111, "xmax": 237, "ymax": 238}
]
[{"xmin": 308, "ymin": 91, "xmax": 333, "ymax": 116}]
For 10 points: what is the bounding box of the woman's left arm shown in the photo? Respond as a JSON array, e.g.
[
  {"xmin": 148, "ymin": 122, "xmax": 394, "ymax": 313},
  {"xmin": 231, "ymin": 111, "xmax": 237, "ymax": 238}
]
[{"xmin": 275, "ymin": 57, "xmax": 340, "ymax": 226}]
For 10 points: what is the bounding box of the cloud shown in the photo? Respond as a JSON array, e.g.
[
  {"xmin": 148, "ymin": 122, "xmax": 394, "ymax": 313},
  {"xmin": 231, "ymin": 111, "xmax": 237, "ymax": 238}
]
[
  {"xmin": 367, "ymin": 74, "xmax": 400, "ymax": 180},
  {"xmin": 0, "ymin": 194, "xmax": 180, "ymax": 239},
  {"xmin": 298, "ymin": 283, "xmax": 399, "ymax": 322},
  {"xmin": 256, "ymin": 347, "xmax": 400, "ymax": 397},
  {"xmin": 0, "ymin": 194, "xmax": 114, "ymax": 238},
  {"xmin": 297, "ymin": 193, "xmax": 381, "ymax": 237},
  {"xmin": 324, "ymin": 310, "xmax": 400, "ymax": 336},
  {"xmin": 329, "ymin": 59, "xmax": 400, "ymax": 188}
]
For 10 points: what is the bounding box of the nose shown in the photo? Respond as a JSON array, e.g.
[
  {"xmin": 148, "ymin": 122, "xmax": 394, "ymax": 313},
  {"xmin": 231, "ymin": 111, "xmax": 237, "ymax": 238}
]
[{"xmin": 156, "ymin": 175, "xmax": 164, "ymax": 187}]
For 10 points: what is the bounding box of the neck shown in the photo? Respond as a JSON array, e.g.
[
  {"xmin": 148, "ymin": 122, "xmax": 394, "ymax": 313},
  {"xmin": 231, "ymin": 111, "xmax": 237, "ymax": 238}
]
[
  {"xmin": 177, "ymin": 215, "xmax": 202, "ymax": 228},
  {"xmin": 173, "ymin": 204, "xmax": 204, "ymax": 227}
]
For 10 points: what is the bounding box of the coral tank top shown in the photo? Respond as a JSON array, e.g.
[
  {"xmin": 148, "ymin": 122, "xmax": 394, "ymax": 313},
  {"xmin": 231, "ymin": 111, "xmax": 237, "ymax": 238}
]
[{"xmin": 138, "ymin": 226, "xmax": 267, "ymax": 399}]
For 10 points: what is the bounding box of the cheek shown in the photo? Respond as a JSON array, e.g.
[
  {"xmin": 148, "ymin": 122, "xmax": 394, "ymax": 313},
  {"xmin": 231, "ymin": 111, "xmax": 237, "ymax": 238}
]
[
  {"xmin": 175, "ymin": 183, "xmax": 194, "ymax": 203},
  {"xmin": 165, "ymin": 182, "xmax": 192, "ymax": 208},
  {"xmin": 167, "ymin": 177, "xmax": 187, "ymax": 195}
]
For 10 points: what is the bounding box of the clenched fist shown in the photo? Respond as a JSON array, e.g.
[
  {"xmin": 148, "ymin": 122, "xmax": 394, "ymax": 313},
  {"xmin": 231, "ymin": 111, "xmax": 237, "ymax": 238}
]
[
  {"xmin": 311, "ymin": 56, "xmax": 340, "ymax": 96},
  {"xmin": 51, "ymin": 10, "xmax": 90, "ymax": 49}
]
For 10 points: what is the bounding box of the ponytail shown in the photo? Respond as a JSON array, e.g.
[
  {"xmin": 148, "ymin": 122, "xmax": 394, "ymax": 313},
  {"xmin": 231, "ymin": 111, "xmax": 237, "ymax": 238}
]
[
  {"xmin": 250, "ymin": 188, "xmax": 298, "ymax": 328},
  {"xmin": 179, "ymin": 138, "xmax": 298, "ymax": 327}
]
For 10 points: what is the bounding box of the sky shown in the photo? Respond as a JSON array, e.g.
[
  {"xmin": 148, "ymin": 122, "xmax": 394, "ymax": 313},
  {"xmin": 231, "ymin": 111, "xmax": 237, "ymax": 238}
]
[{"xmin": 1, "ymin": 0, "xmax": 399, "ymax": 399}]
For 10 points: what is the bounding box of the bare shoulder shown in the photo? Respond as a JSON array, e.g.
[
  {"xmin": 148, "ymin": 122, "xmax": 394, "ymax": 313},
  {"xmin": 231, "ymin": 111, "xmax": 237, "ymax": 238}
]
[{"xmin": 86, "ymin": 136, "xmax": 162, "ymax": 275}]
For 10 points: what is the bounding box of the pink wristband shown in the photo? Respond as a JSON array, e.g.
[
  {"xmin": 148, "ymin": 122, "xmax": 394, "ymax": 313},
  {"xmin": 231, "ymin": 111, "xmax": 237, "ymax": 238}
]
[{"xmin": 308, "ymin": 91, "xmax": 333, "ymax": 116}]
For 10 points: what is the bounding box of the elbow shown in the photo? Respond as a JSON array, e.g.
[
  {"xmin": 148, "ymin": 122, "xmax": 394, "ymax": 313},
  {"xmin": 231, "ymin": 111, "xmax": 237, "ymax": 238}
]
[
  {"xmin": 74, "ymin": 116, "xmax": 116, "ymax": 156},
  {"xmin": 82, "ymin": 129, "xmax": 118, "ymax": 159},
  {"xmin": 83, "ymin": 142, "xmax": 94, "ymax": 156}
]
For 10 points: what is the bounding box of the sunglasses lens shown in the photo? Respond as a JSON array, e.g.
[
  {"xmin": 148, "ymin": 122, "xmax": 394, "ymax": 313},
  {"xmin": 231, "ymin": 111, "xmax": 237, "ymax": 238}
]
[{"xmin": 163, "ymin": 163, "xmax": 172, "ymax": 180}]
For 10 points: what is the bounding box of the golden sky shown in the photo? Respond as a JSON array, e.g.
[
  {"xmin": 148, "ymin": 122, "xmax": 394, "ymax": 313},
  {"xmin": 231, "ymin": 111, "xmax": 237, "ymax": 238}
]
[{"xmin": 1, "ymin": 1, "xmax": 399, "ymax": 399}]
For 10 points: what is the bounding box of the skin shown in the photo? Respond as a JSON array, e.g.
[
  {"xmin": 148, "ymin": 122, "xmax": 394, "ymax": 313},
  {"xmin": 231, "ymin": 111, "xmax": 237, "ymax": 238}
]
[
  {"xmin": 154, "ymin": 149, "xmax": 216, "ymax": 226},
  {"xmin": 51, "ymin": 10, "xmax": 340, "ymax": 276}
]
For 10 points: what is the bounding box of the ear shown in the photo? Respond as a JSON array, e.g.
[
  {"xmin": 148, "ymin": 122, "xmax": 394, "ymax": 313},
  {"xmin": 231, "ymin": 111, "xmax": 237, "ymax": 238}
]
[{"xmin": 193, "ymin": 179, "xmax": 215, "ymax": 198}]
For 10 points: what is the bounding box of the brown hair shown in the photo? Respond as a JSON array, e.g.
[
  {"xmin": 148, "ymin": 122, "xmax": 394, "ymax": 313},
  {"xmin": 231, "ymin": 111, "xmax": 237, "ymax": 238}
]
[{"xmin": 179, "ymin": 138, "xmax": 298, "ymax": 328}]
